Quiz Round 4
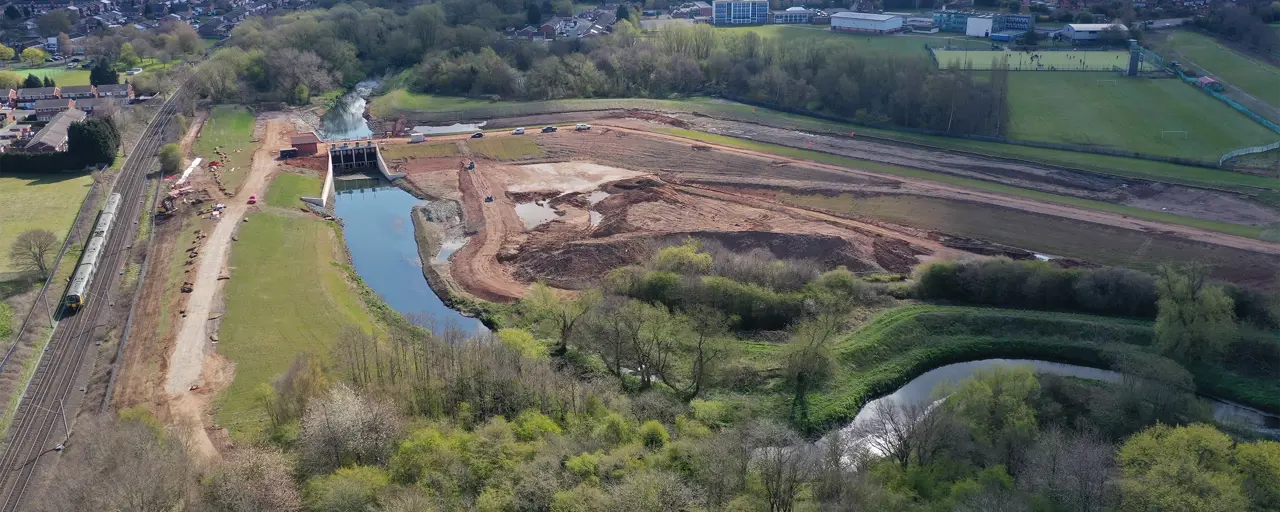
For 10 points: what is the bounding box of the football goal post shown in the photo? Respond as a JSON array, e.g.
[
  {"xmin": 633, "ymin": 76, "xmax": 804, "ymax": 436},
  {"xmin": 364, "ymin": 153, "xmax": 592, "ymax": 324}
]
[
  {"xmin": 1096, "ymin": 79, "xmax": 1118, "ymax": 85},
  {"xmin": 1160, "ymin": 130, "xmax": 1189, "ymax": 139}
]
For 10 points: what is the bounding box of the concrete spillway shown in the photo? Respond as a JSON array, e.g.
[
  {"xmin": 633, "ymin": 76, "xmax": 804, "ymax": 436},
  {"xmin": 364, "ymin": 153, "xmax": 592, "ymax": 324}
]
[{"xmin": 303, "ymin": 139, "xmax": 404, "ymax": 208}]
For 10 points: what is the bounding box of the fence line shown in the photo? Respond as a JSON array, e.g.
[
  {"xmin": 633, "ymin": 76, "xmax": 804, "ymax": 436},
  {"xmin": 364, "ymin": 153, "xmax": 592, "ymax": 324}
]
[{"xmin": 1220, "ymin": 140, "xmax": 1280, "ymax": 166}]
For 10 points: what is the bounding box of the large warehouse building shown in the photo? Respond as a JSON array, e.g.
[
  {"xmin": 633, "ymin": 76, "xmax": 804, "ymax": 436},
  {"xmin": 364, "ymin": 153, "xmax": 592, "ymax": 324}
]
[
  {"xmin": 1061, "ymin": 23, "xmax": 1129, "ymax": 42},
  {"xmin": 711, "ymin": 0, "xmax": 769, "ymax": 25},
  {"xmin": 830, "ymin": 12, "xmax": 903, "ymax": 34}
]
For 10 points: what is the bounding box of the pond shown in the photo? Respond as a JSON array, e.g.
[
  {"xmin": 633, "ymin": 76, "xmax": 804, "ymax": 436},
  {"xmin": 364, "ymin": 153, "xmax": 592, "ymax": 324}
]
[
  {"xmin": 333, "ymin": 183, "xmax": 486, "ymax": 334},
  {"xmin": 319, "ymin": 81, "xmax": 377, "ymax": 141},
  {"xmin": 831, "ymin": 359, "xmax": 1280, "ymax": 449}
]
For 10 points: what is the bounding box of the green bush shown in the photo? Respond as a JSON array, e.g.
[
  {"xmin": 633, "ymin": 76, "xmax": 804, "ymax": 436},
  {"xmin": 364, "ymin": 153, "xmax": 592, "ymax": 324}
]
[
  {"xmin": 639, "ymin": 420, "xmax": 669, "ymax": 450},
  {"xmin": 915, "ymin": 260, "xmax": 1158, "ymax": 318},
  {"xmin": 514, "ymin": 410, "xmax": 563, "ymax": 441}
]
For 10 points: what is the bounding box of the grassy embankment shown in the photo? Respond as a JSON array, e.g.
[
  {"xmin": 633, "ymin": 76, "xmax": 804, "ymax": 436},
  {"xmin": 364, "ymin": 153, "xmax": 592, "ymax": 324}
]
[
  {"xmin": 1152, "ymin": 30, "xmax": 1280, "ymax": 111},
  {"xmin": 213, "ymin": 208, "xmax": 382, "ymax": 435},
  {"xmin": 765, "ymin": 305, "xmax": 1280, "ymax": 430},
  {"xmin": 656, "ymin": 127, "xmax": 1267, "ymax": 239},
  {"xmin": 0, "ymin": 174, "xmax": 94, "ymax": 275},
  {"xmin": 195, "ymin": 105, "xmax": 256, "ymax": 195},
  {"xmin": 467, "ymin": 137, "xmax": 546, "ymax": 160},
  {"xmin": 780, "ymin": 193, "xmax": 1280, "ymax": 283},
  {"xmin": 372, "ymin": 91, "xmax": 1280, "ymax": 197},
  {"xmin": 1006, "ymin": 72, "xmax": 1279, "ymax": 161},
  {"xmin": 379, "ymin": 141, "xmax": 460, "ymax": 160},
  {"xmin": 264, "ymin": 172, "xmax": 323, "ymax": 209}
]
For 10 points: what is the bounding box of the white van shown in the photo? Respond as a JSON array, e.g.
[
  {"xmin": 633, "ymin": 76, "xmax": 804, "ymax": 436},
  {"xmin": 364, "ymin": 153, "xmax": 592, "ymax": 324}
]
[{"xmin": 511, "ymin": 127, "xmax": 525, "ymax": 135}]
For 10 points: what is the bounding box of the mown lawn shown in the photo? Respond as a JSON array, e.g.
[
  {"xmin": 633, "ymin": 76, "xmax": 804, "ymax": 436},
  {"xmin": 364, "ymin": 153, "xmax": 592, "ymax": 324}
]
[
  {"xmin": 1007, "ymin": 72, "xmax": 1278, "ymax": 161},
  {"xmin": 468, "ymin": 136, "xmax": 545, "ymax": 160},
  {"xmin": 368, "ymin": 89, "xmax": 512, "ymax": 117},
  {"xmin": 6, "ymin": 67, "xmax": 90, "ymax": 86},
  {"xmin": 264, "ymin": 172, "xmax": 322, "ymax": 208},
  {"xmin": 381, "ymin": 141, "xmax": 461, "ymax": 160},
  {"xmin": 1154, "ymin": 30, "xmax": 1280, "ymax": 111},
  {"xmin": 658, "ymin": 127, "xmax": 1267, "ymax": 239},
  {"xmin": 196, "ymin": 105, "xmax": 256, "ymax": 194},
  {"xmin": 213, "ymin": 212, "xmax": 379, "ymax": 434},
  {"xmin": 0, "ymin": 173, "xmax": 94, "ymax": 274},
  {"xmin": 714, "ymin": 27, "xmax": 985, "ymax": 60}
]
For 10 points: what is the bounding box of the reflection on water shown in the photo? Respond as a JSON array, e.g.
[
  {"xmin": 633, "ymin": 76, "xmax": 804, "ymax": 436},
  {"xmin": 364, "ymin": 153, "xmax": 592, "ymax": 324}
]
[
  {"xmin": 335, "ymin": 183, "xmax": 485, "ymax": 333},
  {"xmin": 514, "ymin": 202, "xmax": 558, "ymax": 229},
  {"xmin": 319, "ymin": 81, "xmax": 377, "ymax": 141},
  {"xmin": 435, "ymin": 239, "xmax": 467, "ymax": 263}
]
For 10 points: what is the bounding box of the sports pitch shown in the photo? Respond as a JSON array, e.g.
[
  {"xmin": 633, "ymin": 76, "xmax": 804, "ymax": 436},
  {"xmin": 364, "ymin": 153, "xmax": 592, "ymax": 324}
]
[{"xmin": 933, "ymin": 49, "xmax": 1158, "ymax": 71}]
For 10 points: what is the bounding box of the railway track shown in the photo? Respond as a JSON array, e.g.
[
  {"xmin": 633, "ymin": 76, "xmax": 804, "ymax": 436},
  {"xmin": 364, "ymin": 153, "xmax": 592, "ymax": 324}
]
[{"xmin": 0, "ymin": 88, "xmax": 186, "ymax": 511}]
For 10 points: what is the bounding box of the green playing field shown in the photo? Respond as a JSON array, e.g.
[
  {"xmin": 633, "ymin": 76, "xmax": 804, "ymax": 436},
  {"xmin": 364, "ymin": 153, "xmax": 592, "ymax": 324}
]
[{"xmin": 933, "ymin": 49, "xmax": 1157, "ymax": 72}]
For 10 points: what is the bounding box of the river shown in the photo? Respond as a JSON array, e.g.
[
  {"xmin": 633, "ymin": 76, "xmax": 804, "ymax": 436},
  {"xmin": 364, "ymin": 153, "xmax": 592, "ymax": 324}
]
[
  {"xmin": 323, "ymin": 85, "xmax": 485, "ymax": 334},
  {"xmin": 831, "ymin": 359, "xmax": 1280, "ymax": 448}
]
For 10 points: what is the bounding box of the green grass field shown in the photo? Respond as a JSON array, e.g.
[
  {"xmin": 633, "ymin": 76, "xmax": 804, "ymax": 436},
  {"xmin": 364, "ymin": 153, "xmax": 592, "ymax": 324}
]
[
  {"xmin": 934, "ymin": 49, "xmax": 1154, "ymax": 71},
  {"xmin": 468, "ymin": 136, "xmax": 545, "ymax": 160},
  {"xmin": 777, "ymin": 193, "xmax": 1280, "ymax": 284},
  {"xmin": 264, "ymin": 172, "xmax": 322, "ymax": 208},
  {"xmin": 0, "ymin": 173, "xmax": 94, "ymax": 274},
  {"xmin": 380, "ymin": 141, "xmax": 461, "ymax": 160},
  {"xmin": 368, "ymin": 90, "xmax": 512, "ymax": 117},
  {"xmin": 214, "ymin": 212, "xmax": 378, "ymax": 434},
  {"xmin": 5, "ymin": 67, "xmax": 91, "ymax": 87},
  {"xmin": 1007, "ymin": 72, "xmax": 1279, "ymax": 160},
  {"xmin": 1153, "ymin": 31, "xmax": 1280, "ymax": 111},
  {"xmin": 659, "ymin": 127, "xmax": 1267, "ymax": 238},
  {"xmin": 196, "ymin": 106, "xmax": 256, "ymax": 194}
]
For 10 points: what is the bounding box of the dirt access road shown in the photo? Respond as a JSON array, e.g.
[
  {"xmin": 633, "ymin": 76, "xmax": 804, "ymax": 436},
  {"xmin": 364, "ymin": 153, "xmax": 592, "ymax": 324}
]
[
  {"xmin": 597, "ymin": 122, "xmax": 1280, "ymax": 258},
  {"xmin": 162, "ymin": 116, "xmax": 285, "ymax": 457}
]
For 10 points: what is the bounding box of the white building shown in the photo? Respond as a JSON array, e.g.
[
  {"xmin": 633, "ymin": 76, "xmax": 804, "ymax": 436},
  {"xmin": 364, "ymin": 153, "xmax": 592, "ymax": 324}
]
[
  {"xmin": 965, "ymin": 16, "xmax": 993, "ymax": 37},
  {"xmin": 830, "ymin": 12, "xmax": 903, "ymax": 34},
  {"xmin": 1062, "ymin": 23, "xmax": 1129, "ymax": 41}
]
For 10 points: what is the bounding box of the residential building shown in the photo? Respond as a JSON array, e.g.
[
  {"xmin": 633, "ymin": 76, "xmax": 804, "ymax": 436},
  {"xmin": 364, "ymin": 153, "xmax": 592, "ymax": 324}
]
[
  {"xmin": 830, "ymin": 12, "xmax": 902, "ymax": 33},
  {"xmin": 1061, "ymin": 23, "xmax": 1128, "ymax": 42},
  {"xmin": 768, "ymin": 6, "xmax": 813, "ymax": 24},
  {"xmin": 711, "ymin": 0, "xmax": 768, "ymax": 25},
  {"xmin": 23, "ymin": 108, "xmax": 86, "ymax": 152},
  {"xmin": 73, "ymin": 97, "xmax": 116, "ymax": 115},
  {"xmin": 34, "ymin": 98, "xmax": 75, "ymax": 121},
  {"xmin": 60, "ymin": 85, "xmax": 96, "ymax": 99},
  {"xmin": 15, "ymin": 87, "xmax": 60, "ymax": 109},
  {"xmin": 96, "ymin": 83, "xmax": 134, "ymax": 100}
]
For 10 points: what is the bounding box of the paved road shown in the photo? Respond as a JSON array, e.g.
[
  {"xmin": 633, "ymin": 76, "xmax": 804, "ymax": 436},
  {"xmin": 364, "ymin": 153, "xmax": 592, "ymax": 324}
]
[{"xmin": 0, "ymin": 87, "xmax": 186, "ymax": 512}]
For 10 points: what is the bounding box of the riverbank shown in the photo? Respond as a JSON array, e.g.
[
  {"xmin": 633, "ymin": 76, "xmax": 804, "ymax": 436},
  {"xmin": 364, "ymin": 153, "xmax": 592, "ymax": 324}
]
[{"xmin": 410, "ymin": 204, "xmax": 505, "ymax": 329}]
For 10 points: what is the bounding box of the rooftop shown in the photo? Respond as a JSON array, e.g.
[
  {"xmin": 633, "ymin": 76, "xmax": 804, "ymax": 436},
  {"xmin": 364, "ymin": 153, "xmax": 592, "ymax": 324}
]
[
  {"xmin": 832, "ymin": 12, "xmax": 896, "ymax": 21},
  {"xmin": 1066, "ymin": 23, "xmax": 1128, "ymax": 31},
  {"xmin": 25, "ymin": 108, "xmax": 86, "ymax": 149},
  {"xmin": 33, "ymin": 98, "xmax": 71, "ymax": 109},
  {"xmin": 291, "ymin": 133, "xmax": 321, "ymax": 145},
  {"xmin": 17, "ymin": 87, "xmax": 58, "ymax": 97}
]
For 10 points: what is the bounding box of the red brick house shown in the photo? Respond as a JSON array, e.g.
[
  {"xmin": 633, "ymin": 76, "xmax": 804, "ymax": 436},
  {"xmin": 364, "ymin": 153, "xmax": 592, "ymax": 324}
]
[{"xmin": 34, "ymin": 98, "xmax": 75, "ymax": 121}]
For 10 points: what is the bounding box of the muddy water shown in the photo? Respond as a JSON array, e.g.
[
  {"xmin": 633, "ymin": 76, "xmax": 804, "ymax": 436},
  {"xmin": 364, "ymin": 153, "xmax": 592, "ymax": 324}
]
[
  {"xmin": 515, "ymin": 201, "xmax": 559, "ymax": 229},
  {"xmin": 334, "ymin": 183, "xmax": 485, "ymax": 333}
]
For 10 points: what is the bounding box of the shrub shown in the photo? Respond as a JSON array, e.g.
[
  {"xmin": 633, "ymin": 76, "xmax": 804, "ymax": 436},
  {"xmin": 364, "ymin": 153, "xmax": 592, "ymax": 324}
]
[
  {"xmin": 513, "ymin": 410, "xmax": 562, "ymax": 441},
  {"xmin": 639, "ymin": 421, "xmax": 670, "ymax": 450},
  {"xmin": 304, "ymin": 466, "xmax": 390, "ymax": 512},
  {"xmin": 497, "ymin": 328, "xmax": 549, "ymax": 360},
  {"xmin": 916, "ymin": 260, "xmax": 1157, "ymax": 318}
]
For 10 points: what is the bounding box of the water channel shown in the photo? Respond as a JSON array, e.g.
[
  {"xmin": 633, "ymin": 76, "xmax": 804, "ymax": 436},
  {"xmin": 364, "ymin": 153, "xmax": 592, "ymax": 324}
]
[
  {"xmin": 830, "ymin": 359, "xmax": 1280, "ymax": 448},
  {"xmin": 323, "ymin": 87, "xmax": 485, "ymax": 334}
]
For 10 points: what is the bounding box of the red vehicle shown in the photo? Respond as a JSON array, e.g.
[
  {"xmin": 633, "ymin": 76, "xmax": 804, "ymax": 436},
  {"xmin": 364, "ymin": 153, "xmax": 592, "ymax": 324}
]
[{"xmin": 247, "ymin": 195, "xmax": 257, "ymax": 204}]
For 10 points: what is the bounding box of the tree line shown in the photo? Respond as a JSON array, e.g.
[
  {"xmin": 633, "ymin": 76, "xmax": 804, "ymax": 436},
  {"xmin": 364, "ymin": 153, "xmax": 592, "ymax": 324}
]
[
  {"xmin": 197, "ymin": 4, "xmax": 1008, "ymax": 135},
  {"xmin": 0, "ymin": 117, "xmax": 120, "ymax": 174},
  {"xmin": 1194, "ymin": 2, "xmax": 1280, "ymax": 55}
]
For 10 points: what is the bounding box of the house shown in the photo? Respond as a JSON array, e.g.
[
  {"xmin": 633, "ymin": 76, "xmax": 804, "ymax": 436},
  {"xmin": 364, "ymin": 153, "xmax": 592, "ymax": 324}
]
[
  {"xmin": 74, "ymin": 97, "xmax": 116, "ymax": 114},
  {"xmin": 514, "ymin": 26, "xmax": 540, "ymax": 39},
  {"xmin": 198, "ymin": 19, "xmax": 227, "ymax": 36},
  {"xmin": 96, "ymin": 83, "xmax": 134, "ymax": 100},
  {"xmin": 23, "ymin": 108, "xmax": 86, "ymax": 152},
  {"xmin": 15, "ymin": 87, "xmax": 60, "ymax": 109},
  {"xmin": 34, "ymin": 98, "xmax": 75, "ymax": 121},
  {"xmin": 291, "ymin": 132, "xmax": 321, "ymax": 156},
  {"xmin": 60, "ymin": 85, "xmax": 96, "ymax": 99}
]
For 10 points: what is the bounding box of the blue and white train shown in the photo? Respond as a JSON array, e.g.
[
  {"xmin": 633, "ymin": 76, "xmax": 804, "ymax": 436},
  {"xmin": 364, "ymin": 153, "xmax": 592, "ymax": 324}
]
[{"xmin": 62, "ymin": 193, "xmax": 123, "ymax": 311}]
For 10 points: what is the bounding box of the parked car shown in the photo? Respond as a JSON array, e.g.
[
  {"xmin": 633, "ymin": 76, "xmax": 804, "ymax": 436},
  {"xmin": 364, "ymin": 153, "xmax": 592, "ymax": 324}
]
[
  {"xmin": 541, "ymin": 126, "xmax": 557, "ymax": 133},
  {"xmin": 471, "ymin": 132, "xmax": 484, "ymax": 138},
  {"xmin": 126, "ymin": 67, "xmax": 143, "ymax": 76},
  {"xmin": 575, "ymin": 123, "xmax": 591, "ymax": 131},
  {"xmin": 247, "ymin": 195, "xmax": 257, "ymax": 204},
  {"xmin": 511, "ymin": 127, "xmax": 525, "ymax": 135}
]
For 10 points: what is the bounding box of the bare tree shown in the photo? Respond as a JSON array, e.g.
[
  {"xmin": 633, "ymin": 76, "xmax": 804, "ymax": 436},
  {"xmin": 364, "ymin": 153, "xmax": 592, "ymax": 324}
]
[
  {"xmin": 9, "ymin": 229, "xmax": 59, "ymax": 279},
  {"xmin": 201, "ymin": 447, "xmax": 302, "ymax": 512},
  {"xmin": 34, "ymin": 412, "xmax": 200, "ymax": 512},
  {"xmin": 749, "ymin": 420, "xmax": 815, "ymax": 512},
  {"xmin": 1020, "ymin": 428, "xmax": 1117, "ymax": 512}
]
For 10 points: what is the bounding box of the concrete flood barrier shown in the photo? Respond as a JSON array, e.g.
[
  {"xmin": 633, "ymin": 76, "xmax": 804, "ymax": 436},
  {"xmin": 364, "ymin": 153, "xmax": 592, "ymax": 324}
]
[{"xmin": 302, "ymin": 139, "xmax": 405, "ymax": 208}]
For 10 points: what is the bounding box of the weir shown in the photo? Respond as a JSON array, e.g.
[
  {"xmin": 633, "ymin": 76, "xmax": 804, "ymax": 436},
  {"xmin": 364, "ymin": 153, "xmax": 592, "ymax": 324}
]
[{"xmin": 302, "ymin": 139, "xmax": 405, "ymax": 208}]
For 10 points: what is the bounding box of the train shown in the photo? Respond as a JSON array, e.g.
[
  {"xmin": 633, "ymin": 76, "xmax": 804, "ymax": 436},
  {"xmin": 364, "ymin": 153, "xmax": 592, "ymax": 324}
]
[{"xmin": 62, "ymin": 193, "xmax": 123, "ymax": 311}]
